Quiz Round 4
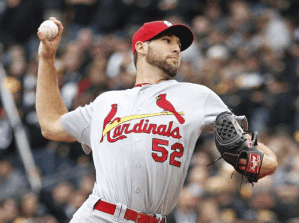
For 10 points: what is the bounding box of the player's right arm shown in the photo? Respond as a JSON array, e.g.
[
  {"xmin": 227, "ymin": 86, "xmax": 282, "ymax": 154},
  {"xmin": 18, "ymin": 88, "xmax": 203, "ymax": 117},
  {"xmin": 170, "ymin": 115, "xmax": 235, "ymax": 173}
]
[{"xmin": 36, "ymin": 18, "xmax": 76, "ymax": 142}]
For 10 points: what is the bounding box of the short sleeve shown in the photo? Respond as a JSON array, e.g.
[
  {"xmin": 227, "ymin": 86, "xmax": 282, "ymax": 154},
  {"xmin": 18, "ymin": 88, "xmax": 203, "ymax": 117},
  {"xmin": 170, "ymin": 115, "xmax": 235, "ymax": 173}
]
[
  {"xmin": 60, "ymin": 102, "xmax": 93, "ymax": 154},
  {"xmin": 202, "ymin": 90, "xmax": 230, "ymax": 133}
]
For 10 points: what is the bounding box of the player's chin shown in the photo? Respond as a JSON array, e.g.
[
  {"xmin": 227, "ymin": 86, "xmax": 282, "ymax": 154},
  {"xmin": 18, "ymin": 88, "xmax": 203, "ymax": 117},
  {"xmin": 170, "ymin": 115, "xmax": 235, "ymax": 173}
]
[
  {"xmin": 166, "ymin": 69, "xmax": 178, "ymax": 78},
  {"xmin": 163, "ymin": 65, "xmax": 176, "ymax": 76},
  {"xmin": 172, "ymin": 66, "xmax": 179, "ymax": 76}
]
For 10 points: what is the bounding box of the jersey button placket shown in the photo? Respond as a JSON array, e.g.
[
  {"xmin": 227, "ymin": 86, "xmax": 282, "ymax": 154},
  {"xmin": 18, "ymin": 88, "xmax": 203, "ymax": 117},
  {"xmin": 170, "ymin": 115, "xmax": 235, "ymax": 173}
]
[{"xmin": 131, "ymin": 88, "xmax": 147, "ymax": 205}]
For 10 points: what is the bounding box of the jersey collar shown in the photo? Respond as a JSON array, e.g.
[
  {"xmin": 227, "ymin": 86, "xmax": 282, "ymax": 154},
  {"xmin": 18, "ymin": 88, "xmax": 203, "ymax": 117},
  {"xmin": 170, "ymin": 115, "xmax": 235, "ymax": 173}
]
[{"xmin": 134, "ymin": 83, "xmax": 151, "ymax": 87}]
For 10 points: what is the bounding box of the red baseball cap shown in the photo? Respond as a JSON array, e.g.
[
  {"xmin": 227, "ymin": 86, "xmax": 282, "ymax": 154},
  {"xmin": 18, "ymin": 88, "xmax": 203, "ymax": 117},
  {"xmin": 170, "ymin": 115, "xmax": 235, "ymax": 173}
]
[{"xmin": 132, "ymin": 20, "xmax": 194, "ymax": 54}]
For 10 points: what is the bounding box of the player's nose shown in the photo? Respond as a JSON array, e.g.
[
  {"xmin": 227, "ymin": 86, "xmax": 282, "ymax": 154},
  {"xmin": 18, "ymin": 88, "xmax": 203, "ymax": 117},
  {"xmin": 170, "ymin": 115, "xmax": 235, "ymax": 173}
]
[{"xmin": 172, "ymin": 44, "xmax": 181, "ymax": 54}]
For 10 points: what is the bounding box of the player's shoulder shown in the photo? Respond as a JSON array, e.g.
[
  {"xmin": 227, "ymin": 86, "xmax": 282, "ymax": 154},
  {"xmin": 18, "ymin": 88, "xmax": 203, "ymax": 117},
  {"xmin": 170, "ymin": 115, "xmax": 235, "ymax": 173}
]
[
  {"xmin": 175, "ymin": 81, "xmax": 215, "ymax": 95},
  {"xmin": 177, "ymin": 81, "xmax": 209, "ymax": 89},
  {"xmin": 92, "ymin": 89, "xmax": 130, "ymax": 103}
]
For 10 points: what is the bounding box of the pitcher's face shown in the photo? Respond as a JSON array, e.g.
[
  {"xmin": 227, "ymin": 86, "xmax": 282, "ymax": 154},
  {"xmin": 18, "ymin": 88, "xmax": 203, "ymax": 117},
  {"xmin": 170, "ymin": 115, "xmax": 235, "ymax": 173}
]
[{"xmin": 146, "ymin": 34, "xmax": 182, "ymax": 77}]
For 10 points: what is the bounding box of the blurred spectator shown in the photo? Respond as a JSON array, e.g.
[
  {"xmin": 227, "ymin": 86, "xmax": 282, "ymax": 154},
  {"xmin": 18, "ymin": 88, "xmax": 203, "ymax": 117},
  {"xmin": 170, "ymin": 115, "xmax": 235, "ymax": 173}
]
[
  {"xmin": 1, "ymin": 198, "xmax": 20, "ymax": 222},
  {"xmin": 65, "ymin": 0, "xmax": 99, "ymax": 27},
  {"xmin": 75, "ymin": 153, "xmax": 95, "ymax": 175},
  {"xmin": 177, "ymin": 0, "xmax": 204, "ymax": 23},
  {"xmin": 187, "ymin": 166, "xmax": 208, "ymax": 197},
  {"xmin": 41, "ymin": 0, "xmax": 64, "ymax": 21},
  {"xmin": 19, "ymin": 192, "xmax": 46, "ymax": 220},
  {"xmin": 0, "ymin": 159, "xmax": 29, "ymax": 201},
  {"xmin": 228, "ymin": 1, "xmax": 252, "ymax": 33},
  {"xmin": 167, "ymin": 187, "xmax": 198, "ymax": 223},
  {"xmin": 274, "ymin": 184, "xmax": 299, "ymax": 222},
  {"xmin": 91, "ymin": 0, "xmax": 127, "ymax": 33},
  {"xmin": 266, "ymin": 77, "xmax": 295, "ymax": 134},
  {"xmin": 197, "ymin": 198, "xmax": 221, "ymax": 223},
  {"xmin": 0, "ymin": 108, "xmax": 14, "ymax": 157},
  {"xmin": 41, "ymin": 181, "xmax": 74, "ymax": 222},
  {"xmin": 78, "ymin": 173, "xmax": 96, "ymax": 196},
  {"xmin": 167, "ymin": 188, "xmax": 197, "ymax": 223},
  {"xmin": 265, "ymin": 10, "xmax": 291, "ymax": 52},
  {"xmin": 65, "ymin": 189, "xmax": 87, "ymax": 220},
  {"xmin": 106, "ymin": 37, "xmax": 135, "ymax": 78},
  {"xmin": 0, "ymin": 0, "xmax": 44, "ymax": 46},
  {"xmin": 120, "ymin": 0, "xmax": 164, "ymax": 28}
]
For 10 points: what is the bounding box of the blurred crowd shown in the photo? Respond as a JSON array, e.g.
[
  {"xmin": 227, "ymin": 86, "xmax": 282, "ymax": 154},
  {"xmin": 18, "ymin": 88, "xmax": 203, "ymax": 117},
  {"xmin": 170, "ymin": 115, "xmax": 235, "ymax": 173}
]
[{"xmin": 0, "ymin": 0, "xmax": 299, "ymax": 222}]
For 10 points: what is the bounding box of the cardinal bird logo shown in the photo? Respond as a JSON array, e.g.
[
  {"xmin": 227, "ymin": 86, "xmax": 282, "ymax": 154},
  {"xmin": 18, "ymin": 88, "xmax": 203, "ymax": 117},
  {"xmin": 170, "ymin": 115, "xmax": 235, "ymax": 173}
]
[
  {"xmin": 100, "ymin": 104, "xmax": 119, "ymax": 142},
  {"xmin": 156, "ymin": 93, "xmax": 185, "ymax": 124}
]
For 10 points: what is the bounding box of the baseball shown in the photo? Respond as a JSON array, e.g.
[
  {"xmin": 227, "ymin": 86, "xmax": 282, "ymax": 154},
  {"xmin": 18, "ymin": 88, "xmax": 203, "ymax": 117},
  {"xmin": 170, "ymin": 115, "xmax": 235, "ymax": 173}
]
[{"xmin": 38, "ymin": 20, "xmax": 58, "ymax": 40}]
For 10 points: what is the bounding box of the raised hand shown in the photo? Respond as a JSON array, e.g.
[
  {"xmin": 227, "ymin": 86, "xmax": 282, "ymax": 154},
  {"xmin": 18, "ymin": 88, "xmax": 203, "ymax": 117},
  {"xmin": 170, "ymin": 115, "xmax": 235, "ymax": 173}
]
[{"xmin": 37, "ymin": 17, "xmax": 64, "ymax": 59}]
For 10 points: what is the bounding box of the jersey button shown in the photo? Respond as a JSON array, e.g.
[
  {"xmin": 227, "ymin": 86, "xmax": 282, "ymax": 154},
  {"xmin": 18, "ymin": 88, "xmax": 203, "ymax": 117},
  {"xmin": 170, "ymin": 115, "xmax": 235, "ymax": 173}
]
[
  {"xmin": 136, "ymin": 188, "xmax": 140, "ymax": 193},
  {"xmin": 136, "ymin": 162, "xmax": 141, "ymax": 168},
  {"xmin": 137, "ymin": 107, "xmax": 141, "ymax": 111},
  {"xmin": 139, "ymin": 91, "xmax": 144, "ymax": 94},
  {"xmin": 135, "ymin": 138, "xmax": 139, "ymax": 142}
]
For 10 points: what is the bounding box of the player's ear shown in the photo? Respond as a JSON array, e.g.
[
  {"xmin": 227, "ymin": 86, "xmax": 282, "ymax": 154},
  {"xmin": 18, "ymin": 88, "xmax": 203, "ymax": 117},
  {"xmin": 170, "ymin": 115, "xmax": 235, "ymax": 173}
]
[{"xmin": 135, "ymin": 41, "xmax": 148, "ymax": 55}]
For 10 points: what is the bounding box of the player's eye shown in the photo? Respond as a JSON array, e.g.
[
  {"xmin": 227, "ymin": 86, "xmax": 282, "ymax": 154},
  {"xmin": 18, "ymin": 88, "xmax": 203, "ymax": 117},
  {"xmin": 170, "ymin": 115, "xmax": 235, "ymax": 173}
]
[{"xmin": 163, "ymin": 38, "xmax": 171, "ymax": 43}]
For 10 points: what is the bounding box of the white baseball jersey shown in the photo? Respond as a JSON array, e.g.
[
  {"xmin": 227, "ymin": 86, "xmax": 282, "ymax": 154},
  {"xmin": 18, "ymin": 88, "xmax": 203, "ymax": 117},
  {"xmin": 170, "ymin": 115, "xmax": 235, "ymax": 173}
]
[{"xmin": 61, "ymin": 79, "xmax": 229, "ymax": 216}]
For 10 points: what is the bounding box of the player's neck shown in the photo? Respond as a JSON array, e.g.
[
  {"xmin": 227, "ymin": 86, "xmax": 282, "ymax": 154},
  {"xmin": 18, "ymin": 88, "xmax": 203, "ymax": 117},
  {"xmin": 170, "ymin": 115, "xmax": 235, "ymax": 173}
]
[{"xmin": 135, "ymin": 62, "xmax": 172, "ymax": 85}]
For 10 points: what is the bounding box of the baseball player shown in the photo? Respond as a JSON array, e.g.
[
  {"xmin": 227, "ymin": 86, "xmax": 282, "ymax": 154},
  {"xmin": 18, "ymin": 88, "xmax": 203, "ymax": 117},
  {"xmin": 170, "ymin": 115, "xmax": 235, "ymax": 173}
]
[{"xmin": 36, "ymin": 18, "xmax": 277, "ymax": 223}]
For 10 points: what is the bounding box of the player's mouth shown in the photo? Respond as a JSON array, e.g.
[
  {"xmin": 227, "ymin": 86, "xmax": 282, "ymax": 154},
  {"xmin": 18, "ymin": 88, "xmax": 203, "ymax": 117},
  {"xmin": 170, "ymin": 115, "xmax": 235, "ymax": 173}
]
[{"xmin": 168, "ymin": 57, "xmax": 178, "ymax": 63}]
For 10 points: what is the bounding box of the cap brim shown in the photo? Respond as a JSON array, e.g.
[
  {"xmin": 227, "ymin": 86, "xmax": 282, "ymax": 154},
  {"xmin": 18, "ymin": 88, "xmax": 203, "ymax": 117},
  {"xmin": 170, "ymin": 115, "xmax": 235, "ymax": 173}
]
[{"xmin": 164, "ymin": 24, "xmax": 194, "ymax": 52}]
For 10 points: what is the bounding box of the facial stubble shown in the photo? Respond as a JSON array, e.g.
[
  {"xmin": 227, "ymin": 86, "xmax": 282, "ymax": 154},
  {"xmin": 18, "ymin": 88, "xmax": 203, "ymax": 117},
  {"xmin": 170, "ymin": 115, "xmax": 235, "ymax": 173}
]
[{"xmin": 146, "ymin": 46, "xmax": 179, "ymax": 77}]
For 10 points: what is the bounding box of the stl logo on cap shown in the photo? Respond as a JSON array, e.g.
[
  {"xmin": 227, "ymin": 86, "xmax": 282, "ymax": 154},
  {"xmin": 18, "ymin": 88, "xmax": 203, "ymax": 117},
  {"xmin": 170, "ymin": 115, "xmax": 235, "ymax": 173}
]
[{"xmin": 164, "ymin": 21, "xmax": 172, "ymax": 27}]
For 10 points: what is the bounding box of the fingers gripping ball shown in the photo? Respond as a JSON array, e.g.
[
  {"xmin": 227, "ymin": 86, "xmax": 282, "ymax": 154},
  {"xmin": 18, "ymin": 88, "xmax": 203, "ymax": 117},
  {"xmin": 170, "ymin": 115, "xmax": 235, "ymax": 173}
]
[
  {"xmin": 38, "ymin": 20, "xmax": 58, "ymax": 40},
  {"xmin": 213, "ymin": 112, "xmax": 264, "ymax": 183}
]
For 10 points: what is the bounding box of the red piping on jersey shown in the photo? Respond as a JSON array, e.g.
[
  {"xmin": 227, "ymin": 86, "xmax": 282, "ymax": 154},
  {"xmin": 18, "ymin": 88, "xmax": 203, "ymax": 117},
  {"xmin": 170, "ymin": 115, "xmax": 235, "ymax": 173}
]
[{"xmin": 134, "ymin": 83, "xmax": 151, "ymax": 87}]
